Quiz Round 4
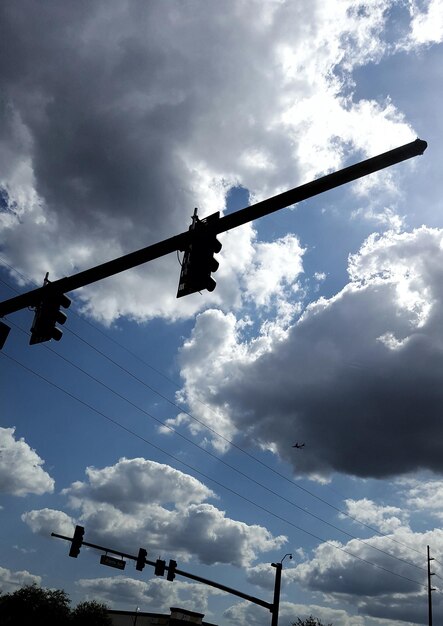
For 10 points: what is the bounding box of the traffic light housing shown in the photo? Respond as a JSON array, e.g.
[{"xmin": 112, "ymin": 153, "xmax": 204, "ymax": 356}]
[
  {"xmin": 30, "ymin": 291, "xmax": 71, "ymax": 345},
  {"xmin": 177, "ymin": 211, "xmax": 222, "ymax": 298},
  {"xmin": 136, "ymin": 548, "xmax": 147, "ymax": 571},
  {"xmin": 69, "ymin": 525, "xmax": 84, "ymax": 558},
  {"xmin": 0, "ymin": 321, "xmax": 11, "ymax": 350},
  {"xmin": 154, "ymin": 559, "xmax": 166, "ymax": 576},
  {"xmin": 167, "ymin": 559, "xmax": 177, "ymax": 581}
]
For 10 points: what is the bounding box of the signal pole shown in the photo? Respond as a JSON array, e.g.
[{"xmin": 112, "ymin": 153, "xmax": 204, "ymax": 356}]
[
  {"xmin": 52, "ymin": 529, "xmax": 292, "ymax": 626},
  {"xmin": 271, "ymin": 553, "xmax": 292, "ymax": 626},
  {"xmin": 0, "ymin": 139, "xmax": 427, "ymax": 327}
]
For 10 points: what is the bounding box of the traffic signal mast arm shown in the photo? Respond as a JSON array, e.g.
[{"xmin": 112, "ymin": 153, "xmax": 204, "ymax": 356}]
[
  {"xmin": 0, "ymin": 138, "xmax": 427, "ymax": 318},
  {"xmin": 51, "ymin": 531, "xmax": 272, "ymax": 611},
  {"xmin": 216, "ymin": 138, "xmax": 427, "ymax": 233}
]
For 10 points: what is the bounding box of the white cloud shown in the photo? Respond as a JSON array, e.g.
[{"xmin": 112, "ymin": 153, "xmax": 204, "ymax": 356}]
[
  {"xmin": 62, "ymin": 457, "xmax": 215, "ymax": 510},
  {"xmin": 23, "ymin": 457, "xmax": 286, "ymax": 567},
  {"xmin": 407, "ymin": 0, "xmax": 443, "ymax": 46},
  {"xmin": 405, "ymin": 477, "xmax": 443, "ymax": 519},
  {"xmin": 0, "ymin": 565, "xmax": 41, "ymax": 593},
  {"xmin": 241, "ymin": 235, "xmax": 305, "ymax": 308},
  {"xmin": 341, "ymin": 498, "xmax": 407, "ymax": 533},
  {"xmin": 21, "ymin": 508, "xmax": 75, "ymax": 537},
  {"xmin": 76, "ymin": 575, "xmax": 223, "ymax": 616},
  {"xmin": 224, "ymin": 600, "xmax": 365, "ymax": 626},
  {"xmin": 245, "ymin": 561, "xmax": 299, "ymax": 591},
  {"xmin": 0, "ymin": 427, "xmax": 54, "ymax": 496}
]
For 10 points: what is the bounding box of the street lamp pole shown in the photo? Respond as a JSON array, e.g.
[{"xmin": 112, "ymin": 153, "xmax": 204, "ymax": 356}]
[{"xmin": 271, "ymin": 553, "xmax": 292, "ymax": 626}]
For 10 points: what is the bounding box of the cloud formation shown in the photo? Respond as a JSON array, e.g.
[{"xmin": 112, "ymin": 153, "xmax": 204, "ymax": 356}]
[
  {"xmin": 224, "ymin": 600, "xmax": 366, "ymax": 626},
  {"xmin": 77, "ymin": 575, "xmax": 224, "ymax": 616},
  {"xmin": 293, "ymin": 524, "xmax": 443, "ymax": 624},
  {"xmin": 0, "ymin": 565, "xmax": 41, "ymax": 593},
  {"xmin": 23, "ymin": 457, "xmax": 286, "ymax": 567},
  {"xmin": 177, "ymin": 227, "xmax": 443, "ymax": 479},
  {"xmin": 0, "ymin": 427, "xmax": 54, "ymax": 496},
  {"xmin": 0, "ymin": 1, "xmax": 416, "ymax": 323}
]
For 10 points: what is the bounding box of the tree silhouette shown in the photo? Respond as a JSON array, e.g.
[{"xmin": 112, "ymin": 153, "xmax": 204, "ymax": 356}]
[
  {"xmin": 0, "ymin": 584, "xmax": 71, "ymax": 626},
  {"xmin": 72, "ymin": 600, "xmax": 112, "ymax": 626},
  {"xmin": 0, "ymin": 585, "xmax": 111, "ymax": 626},
  {"xmin": 292, "ymin": 616, "xmax": 332, "ymax": 626}
]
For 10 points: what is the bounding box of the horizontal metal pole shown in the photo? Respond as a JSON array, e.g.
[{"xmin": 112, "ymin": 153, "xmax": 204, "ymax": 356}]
[
  {"xmin": 0, "ymin": 139, "xmax": 427, "ymax": 317},
  {"xmin": 51, "ymin": 532, "xmax": 272, "ymax": 611},
  {"xmin": 173, "ymin": 566, "xmax": 272, "ymax": 611},
  {"xmin": 50, "ymin": 533, "xmax": 153, "ymax": 564},
  {"xmin": 0, "ymin": 231, "xmax": 190, "ymax": 316},
  {"xmin": 216, "ymin": 138, "xmax": 427, "ymax": 232}
]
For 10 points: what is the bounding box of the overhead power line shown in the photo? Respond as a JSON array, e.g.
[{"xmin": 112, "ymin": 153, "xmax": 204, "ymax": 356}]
[
  {"xmin": 5, "ymin": 314, "xmax": 426, "ymax": 575},
  {"xmin": 1, "ymin": 347, "xmax": 429, "ymax": 589},
  {"xmin": 0, "ymin": 268, "xmax": 428, "ymax": 561}
]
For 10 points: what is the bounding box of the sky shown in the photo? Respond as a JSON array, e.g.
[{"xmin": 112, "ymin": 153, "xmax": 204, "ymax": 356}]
[{"xmin": 1, "ymin": 1, "xmax": 443, "ymax": 625}]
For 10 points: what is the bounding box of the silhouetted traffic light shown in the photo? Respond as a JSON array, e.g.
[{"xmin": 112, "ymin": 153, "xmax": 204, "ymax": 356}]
[
  {"xmin": 167, "ymin": 559, "xmax": 177, "ymax": 581},
  {"xmin": 69, "ymin": 525, "xmax": 84, "ymax": 558},
  {"xmin": 136, "ymin": 548, "xmax": 147, "ymax": 571},
  {"xmin": 177, "ymin": 210, "xmax": 222, "ymax": 297},
  {"xmin": 29, "ymin": 292, "xmax": 71, "ymax": 345},
  {"xmin": 0, "ymin": 320, "xmax": 11, "ymax": 349},
  {"xmin": 154, "ymin": 559, "xmax": 166, "ymax": 576}
]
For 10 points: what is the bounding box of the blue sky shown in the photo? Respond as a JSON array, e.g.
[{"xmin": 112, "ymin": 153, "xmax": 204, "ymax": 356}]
[{"xmin": 1, "ymin": 2, "xmax": 443, "ymax": 625}]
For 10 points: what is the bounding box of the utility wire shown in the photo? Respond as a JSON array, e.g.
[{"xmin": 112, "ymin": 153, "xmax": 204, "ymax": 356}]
[
  {"xmin": 0, "ymin": 263, "xmax": 429, "ymax": 558},
  {"xmin": 0, "ymin": 348, "xmax": 428, "ymax": 590},
  {"xmin": 5, "ymin": 316, "xmax": 427, "ymax": 574}
]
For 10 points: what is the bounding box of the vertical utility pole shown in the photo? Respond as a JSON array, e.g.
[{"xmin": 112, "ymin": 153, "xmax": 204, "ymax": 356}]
[
  {"xmin": 271, "ymin": 553, "xmax": 292, "ymax": 626},
  {"xmin": 427, "ymin": 545, "xmax": 435, "ymax": 626}
]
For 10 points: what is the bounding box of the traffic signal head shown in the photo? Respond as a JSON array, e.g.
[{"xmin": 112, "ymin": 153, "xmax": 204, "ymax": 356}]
[
  {"xmin": 0, "ymin": 321, "xmax": 11, "ymax": 350},
  {"xmin": 69, "ymin": 525, "xmax": 84, "ymax": 558},
  {"xmin": 30, "ymin": 292, "xmax": 71, "ymax": 345},
  {"xmin": 154, "ymin": 559, "xmax": 166, "ymax": 576},
  {"xmin": 136, "ymin": 548, "xmax": 147, "ymax": 571},
  {"xmin": 167, "ymin": 559, "xmax": 177, "ymax": 581},
  {"xmin": 177, "ymin": 211, "xmax": 222, "ymax": 298}
]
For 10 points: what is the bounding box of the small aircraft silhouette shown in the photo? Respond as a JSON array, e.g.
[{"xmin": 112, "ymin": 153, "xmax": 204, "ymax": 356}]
[{"xmin": 292, "ymin": 442, "xmax": 305, "ymax": 449}]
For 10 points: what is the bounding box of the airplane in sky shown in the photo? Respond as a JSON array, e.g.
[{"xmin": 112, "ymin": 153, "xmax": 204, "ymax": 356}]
[{"xmin": 292, "ymin": 442, "xmax": 305, "ymax": 449}]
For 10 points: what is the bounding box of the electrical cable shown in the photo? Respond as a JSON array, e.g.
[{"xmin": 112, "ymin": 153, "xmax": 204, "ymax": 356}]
[
  {"xmin": 5, "ymin": 315, "xmax": 427, "ymax": 574},
  {"xmin": 0, "ymin": 263, "xmax": 431, "ymax": 560},
  {"xmin": 0, "ymin": 348, "xmax": 429, "ymax": 590}
]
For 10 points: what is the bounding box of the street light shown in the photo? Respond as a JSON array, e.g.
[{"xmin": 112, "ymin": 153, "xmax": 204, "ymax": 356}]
[
  {"xmin": 133, "ymin": 606, "xmax": 140, "ymax": 626},
  {"xmin": 270, "ymin": 554, "xmax": 293, "ymax": 626}
]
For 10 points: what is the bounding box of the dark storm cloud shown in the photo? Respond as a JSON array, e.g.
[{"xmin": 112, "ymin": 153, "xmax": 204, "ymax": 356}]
[
  {"xmin": 0, "ymin": 1, "xmax": 196, "ymax": 245},
  {"xmin": 197, "ymin": 227, "xmax": 443, "ymax": 479},
  {"xmin": 358, "ymin": 594, "xmax": 437, "ymax": 625},
  {"xmin": 0, "ymin": 0, "xmax": 416, "ymax": 323},
  {"xmin": 292, "ymin": 526, "xmax": 443, "ymax": 623}
]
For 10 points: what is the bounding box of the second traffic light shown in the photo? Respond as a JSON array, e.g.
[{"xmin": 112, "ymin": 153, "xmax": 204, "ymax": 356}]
[
  {"xmin": 69, "ymin": 525, "xmax": 84, "ymax": 558},
  {"xmin": 177, "ymin": 211, "xmax": 222, "ymax": 298},
  {"xmin": 167, "ymin": 559, "xmax": 177, "ymax": 581},
  {"xmin": 29, "ymin": 291, "xmax": 71, "ymax": 345},
  {"xmin": 136, "ymin": 548, "xmax": 147, "ymax": 571}
]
